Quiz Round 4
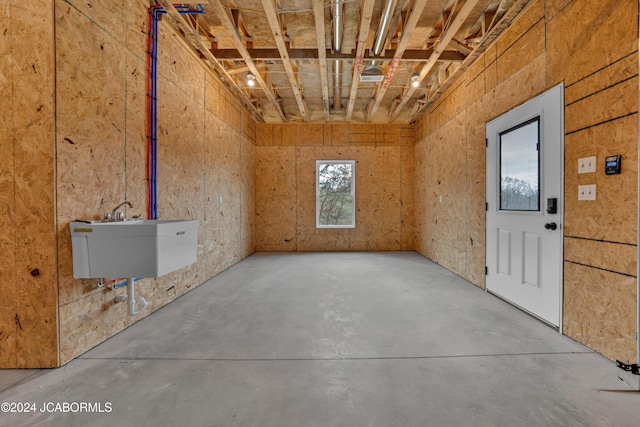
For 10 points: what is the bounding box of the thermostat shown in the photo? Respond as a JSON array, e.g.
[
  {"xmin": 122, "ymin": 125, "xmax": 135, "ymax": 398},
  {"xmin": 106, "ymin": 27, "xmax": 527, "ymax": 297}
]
[{"xmin": 605, "ymin": 155, "xmax": 621, "ymax": 175}]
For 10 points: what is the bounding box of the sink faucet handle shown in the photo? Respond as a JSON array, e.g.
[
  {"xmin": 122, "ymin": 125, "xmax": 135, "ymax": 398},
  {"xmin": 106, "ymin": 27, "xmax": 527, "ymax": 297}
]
[
  {"xmin": 110, "ymin": 201, "xmax": 133, "ymax": 222},
  {"xmin": 103, "ymin": 212, "xmax": 113, "ymax": 222},
  {"xmin": 116, "ymin": 212, "xmax": 125, "ymax": 221}
]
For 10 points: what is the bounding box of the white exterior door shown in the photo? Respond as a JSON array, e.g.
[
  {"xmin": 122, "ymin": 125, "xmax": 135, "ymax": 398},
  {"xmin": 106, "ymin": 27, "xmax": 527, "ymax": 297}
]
[{"xmin": 486, "ymin": 84, "xmax": 564, "ymax": 327}]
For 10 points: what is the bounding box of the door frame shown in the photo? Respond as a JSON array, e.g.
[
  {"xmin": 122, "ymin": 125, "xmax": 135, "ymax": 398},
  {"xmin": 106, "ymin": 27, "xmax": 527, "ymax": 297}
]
[{"xmin": 485, "ymin": 83, "xmax": 565, "ymax": 331}]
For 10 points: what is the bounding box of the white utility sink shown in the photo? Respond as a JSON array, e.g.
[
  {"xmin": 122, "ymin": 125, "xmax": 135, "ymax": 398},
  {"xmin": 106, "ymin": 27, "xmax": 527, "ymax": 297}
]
[{"xmin": 70, "ymin": 219, "xmax": 199, "ymax": 278}]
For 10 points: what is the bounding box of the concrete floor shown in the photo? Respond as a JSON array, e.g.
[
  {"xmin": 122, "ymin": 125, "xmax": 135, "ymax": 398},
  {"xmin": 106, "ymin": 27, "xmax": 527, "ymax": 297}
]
[{"xmin": 1, "ymin": 251, "xmax": 639, "ymax": 426}]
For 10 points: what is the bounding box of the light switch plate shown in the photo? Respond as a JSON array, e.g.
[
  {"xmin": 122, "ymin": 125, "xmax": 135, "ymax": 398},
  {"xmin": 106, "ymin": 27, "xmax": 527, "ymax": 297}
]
[
  {"xmin": 578, "ymin": 184, "xmax": 596, "ymax": 201},
  {"xmin": 578, "ymin": 156, "xmax": 596, "ymax": 174}
]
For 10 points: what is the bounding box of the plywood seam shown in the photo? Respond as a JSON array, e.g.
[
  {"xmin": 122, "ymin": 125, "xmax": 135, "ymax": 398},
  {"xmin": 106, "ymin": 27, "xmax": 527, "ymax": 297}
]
[
  {"xmin": 543, "ymin": 0, "xmax": 572, "ymax": 22},
  {"xmin": 61, "ymin": 1, "xmax": 126, "ymax": 50},
  {"xmin": 465, "ymin": 70, "xmax": 484, "ymax": 88},
  {"xmin": 295, "ymin": 140, "xmax": 299, "ymax": 251},
  {"xmin": 565, "ymin": 235, "xmax": 638, "ymax": 247},
  {"xmin": 564, "ymin": 111, "xmax": 638, "ymax": 136},
  {"xmin": 400, "ymin": 135, "xmax": 404, "ymax": 248},
  {"xmin": 564, "ymin": 50, "xmax": 638, "ymax": 92},
  {"xmin": 157, "ymin": 74, "xmax": 208, "ymax": 108},
  {"xmin": 424, "ymin": 102, "xmax": 447, "ymax": 136},
  {"xmin": 6, "ymin": 0, "xmax": 18, "ymax": 367},
  {"xmin": 565, "ymin": 74, "xmax": 639, "ymax": 108},
  {"xmin": 464, "ymin": 114, "xmax": 469, "ymax": 280},
  {"xmin": 564, "ymin": 260, "xmax": 637, "ymax": 279},
  {"xmin": 58, "ymin": 287, "xmax": 111, "ymax": 307},
  {"xmin": 448, "ymin": 76, "xmax": 467, "ymax": 96},
  {"xmin": 495, "ymin": 16, "xmax": 544, "ymax": 61}
]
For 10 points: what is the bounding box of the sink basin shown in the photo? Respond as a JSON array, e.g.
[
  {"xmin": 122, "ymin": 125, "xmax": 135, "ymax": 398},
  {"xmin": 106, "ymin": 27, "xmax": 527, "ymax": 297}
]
[{"xmin": 70, "ymin": 219, "xmax": 199, "ymax": 278}]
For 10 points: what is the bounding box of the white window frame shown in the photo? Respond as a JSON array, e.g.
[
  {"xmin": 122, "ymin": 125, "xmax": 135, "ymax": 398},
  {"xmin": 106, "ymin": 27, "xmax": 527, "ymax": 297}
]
[{"xmin": 316, "ymin": 160, "xmax": 356, "ymax": 228}]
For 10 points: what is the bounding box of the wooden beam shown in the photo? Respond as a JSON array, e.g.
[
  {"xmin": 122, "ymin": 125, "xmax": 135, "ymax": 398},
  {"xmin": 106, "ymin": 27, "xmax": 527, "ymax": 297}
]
[
  {"xmin": 489, "ymin": 0, "xmax": 514, "ymax": 30},
  {"xmin": 154, "ymin": 1, "xmax": 264, "ymax": 121},
  {"xmin": 208, "ymin": 0, "xmax": 288, "ymax": 121},
  {"xmin": 312, "ymin": 0, "xmax": 331, "ymax": 121},
  {"xmin": 226, "ymin": 63, "xmax": 266, "ymax": 75},
  {"xmin": 366, "ymin": 0, "xmax": 429, "ymax": 122},
  {"xmin": 389, "ymin": 0, "xmax": 481, "ymax": 121},
  {"xmin": 196, "ymin": 14, "xmax": 217, "ymax": 49},
  {"xmin": 345, "ymin": 0, "xmax": 377, "ymax": 121},
  {"xmin": 448, "ymin": 39, "xmax": 472, "ymax": 56},
  {"xmin": 261, "ymin": 0, "xmax": 309, "ymax": 121},
  {"xmin": 409, "ymin": 0, "xmax": 532, "ymax": 122},
  {"xmin": 210, "ymin": 48, "xmax": 466, "ymax": 62}
]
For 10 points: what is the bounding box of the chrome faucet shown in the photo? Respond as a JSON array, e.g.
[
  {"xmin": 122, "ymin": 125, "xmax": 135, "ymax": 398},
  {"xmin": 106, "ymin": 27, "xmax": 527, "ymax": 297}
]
[{"xmin": 105, "ymin": 201, "xmax": 133, "ymax": 222}]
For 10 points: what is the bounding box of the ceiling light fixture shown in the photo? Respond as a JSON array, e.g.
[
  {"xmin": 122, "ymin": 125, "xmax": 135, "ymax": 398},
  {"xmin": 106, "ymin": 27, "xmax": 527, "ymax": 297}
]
[
  {"xmin": 411, "ymin": 72, "xmax": 420, "ymax": 88},
  {"xmin": 247, "ymin": 71, "xmax": 256, "ymax": 87}
]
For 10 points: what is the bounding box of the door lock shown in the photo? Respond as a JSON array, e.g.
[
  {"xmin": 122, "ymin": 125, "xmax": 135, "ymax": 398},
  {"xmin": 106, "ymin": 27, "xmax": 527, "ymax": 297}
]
[{"xmin": 544, "ymin": 222, "xmax": 558, "ymax": 230}]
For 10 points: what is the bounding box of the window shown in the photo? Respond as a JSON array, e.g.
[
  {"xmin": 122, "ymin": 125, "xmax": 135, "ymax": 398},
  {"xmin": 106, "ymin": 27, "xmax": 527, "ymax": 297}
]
[
  {"xmin": 316, "ymin": 160, "xmax": 356, "ymax": 228},
  {"xmin": 499, "ymin": 118, "xmax": 540, "ymax": 211}
]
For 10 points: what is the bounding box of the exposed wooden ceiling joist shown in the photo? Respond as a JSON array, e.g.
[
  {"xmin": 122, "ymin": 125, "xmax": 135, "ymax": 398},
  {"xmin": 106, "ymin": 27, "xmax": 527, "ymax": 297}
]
[
  {"xmin": 154, "ymin": 0, "xmax": 264, "ymax": 121},
  {"xmin": 208, "ymin": 0, "xmax": 288, "ymax": 121},
  {"xmin": 410, "ymin": 0, "xmax": 531, "ymax": 121},
  {"xmin": 366, "ymin": 0, "xmax": 430, "ymax": 122},
  {"xmin": 389, "ymin": 0, "xmax": 482, "ymax": 121},
  {"xmin": 170, "ymin": 0, "xmax": 533, "ymax": 123},
  {"xmin": 448, "ymin": 39, "xmax": 472, "ymax": 56},
  {"xmin": 210, "ymin": 48, "xmax": 466, "ymax": 62},
  {"xmin": 345, "ymin": 0, "xmax": 377, "ymax": 121},
  {"xmin": 312, "ymin": 0, "xmax": 331, "ymax": 121},
  {"xmin": 261, "ymin": 0, "xmax": 309, "ymax": 121}
]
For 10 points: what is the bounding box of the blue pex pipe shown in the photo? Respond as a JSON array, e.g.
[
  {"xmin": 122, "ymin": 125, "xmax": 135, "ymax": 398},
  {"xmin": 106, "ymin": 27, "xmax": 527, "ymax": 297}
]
[
  {"xmin": 148, "ymin": 4, "xmax": 204, "ymax": 219},
  {"xmin": 112, "ymin": 277, "xmax": 142, "ymax": 290}
]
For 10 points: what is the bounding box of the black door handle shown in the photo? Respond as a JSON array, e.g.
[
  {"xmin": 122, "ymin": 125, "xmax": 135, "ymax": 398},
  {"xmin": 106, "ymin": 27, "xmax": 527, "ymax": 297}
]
[{"xmin": 545, "ymin": 222, "xmax": 557, "ymax": 230}]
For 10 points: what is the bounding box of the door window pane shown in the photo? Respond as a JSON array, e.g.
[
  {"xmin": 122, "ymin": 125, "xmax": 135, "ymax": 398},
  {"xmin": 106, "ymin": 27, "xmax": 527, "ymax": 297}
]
[{"xmin": 500, "ymin": 118, "xmax": 540, "ymax": 211}]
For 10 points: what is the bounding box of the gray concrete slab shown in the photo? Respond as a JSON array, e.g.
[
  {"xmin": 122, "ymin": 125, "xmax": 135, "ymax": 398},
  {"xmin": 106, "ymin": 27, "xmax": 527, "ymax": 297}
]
[
  {"xmin": 0, "ymin": 252, "xmax": 638, "ymax": 426},
  {"xmin": 0, "ymin": 370, "xmax": 39, "ymax": 394}
]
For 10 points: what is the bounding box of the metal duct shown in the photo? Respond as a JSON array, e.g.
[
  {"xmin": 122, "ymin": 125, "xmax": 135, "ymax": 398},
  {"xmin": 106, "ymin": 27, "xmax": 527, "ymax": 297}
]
[
  {"xmin": 333, "ymin": 61, "xmax": 342, "ymax": 111},
  {"xmin": 372, "ymin": 0, "xmax": 400, "ymax": 56},
  {"xmin": 360, "ymin": 0, "xmax": 400, "ymax": 82},
  {"xmin": 331, "ymin": 0, "xmax": 344, "ymax": 53},
  {"xmin": 331, "ymin": 0, "xmax": 344, "ymax": 111}
]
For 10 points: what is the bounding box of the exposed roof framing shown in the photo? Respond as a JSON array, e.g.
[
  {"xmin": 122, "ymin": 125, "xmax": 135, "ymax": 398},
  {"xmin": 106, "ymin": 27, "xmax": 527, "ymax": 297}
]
[
  {"xmin": 345, "ymin": 0, "xmax": 377, "ymax": 121},
  {"xmin": 158, "ymin": 0, "xmax": 535, "ymax": 123},
  {"xmin": 207, "ymin": 0, "xmax": 288, "ymax": 121},
  {"xmin": 261, "ymin": 0, "xmax": 309, "ymax": 121},
  {"xmin": 389, "ymin": 0, "xmax": 481, "ymax": 121},
  {"xmin": 154, "ymin": 0, "xmax": 264, "ymax": 121},
  {"xmin": 366, "ymin": 0, "xmax": 429, "ymax": 122},
  {"xmin": 312, "ymin": 0, "xmax": 331, "ymax": 121},
  {"xmin": 210, "ymin": 48, "xmax": 466, "ymax": 61},
  {"xmin": 410, "ymin": 0, "xmax": 532, "ymax": 121}
]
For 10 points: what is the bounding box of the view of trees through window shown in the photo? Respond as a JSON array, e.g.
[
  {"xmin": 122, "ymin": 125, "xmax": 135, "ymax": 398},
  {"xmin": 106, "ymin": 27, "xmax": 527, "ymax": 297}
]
[
  {"xmin": 317, "ymin": 161, "xmax": 355, "ymax": 227},
  {"xmin": 500, "ymin": 119, "xmax": 539, "ymax": 211},
  {"xmin": 500, "ymin": 176, "xmax": 538, "ymax": 210}
]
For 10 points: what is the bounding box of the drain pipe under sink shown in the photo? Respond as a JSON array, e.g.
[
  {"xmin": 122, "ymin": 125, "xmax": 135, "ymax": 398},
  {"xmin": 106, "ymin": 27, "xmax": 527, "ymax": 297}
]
[{"xmin": 115, "ymin": 278, "xmax": 148, "ymax": 316}]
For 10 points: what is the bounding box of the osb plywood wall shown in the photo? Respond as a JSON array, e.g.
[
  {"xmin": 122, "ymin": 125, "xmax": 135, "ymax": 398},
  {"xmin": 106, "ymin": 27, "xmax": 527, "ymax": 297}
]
[
  {"xmin": 51, "ymin": 0, "xmax": 255, "ymax": 365},
  {"xmin": 53, "ymin": 0, "xmax": 257, "ymax": 364},
  {"xmin": 255, "ymin": 124, "xmax": 415, "ymax": 252},
  {"xmin": 1, "ymin": 1, "xmax": 59, "ymax": 368},
  {"xmin": 414, "ymin": 0, "xmax": 638, "ymax": 362}
]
